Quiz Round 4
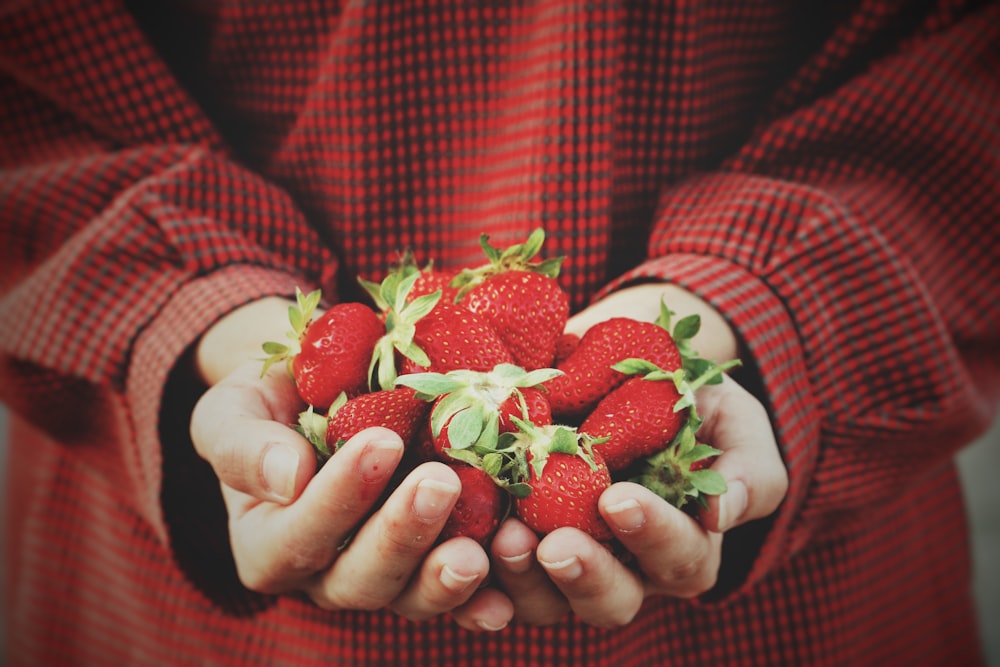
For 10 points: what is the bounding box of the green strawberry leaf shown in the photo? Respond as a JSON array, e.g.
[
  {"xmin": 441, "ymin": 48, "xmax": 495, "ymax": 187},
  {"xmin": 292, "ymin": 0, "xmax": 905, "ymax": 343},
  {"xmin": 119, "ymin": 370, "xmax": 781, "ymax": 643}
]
[
  {"xmin": 520, "ymin": 227, "xmax": 545, "ymax": 260},
  {"xmin": 445, "ymin": 448, "xmax": 483, "ymax": 469},
  {"xmin": 480, "ymin": 452, "xmax": 503, "ymax": 477},
  {"xmin": 505, "ymin": 482, "xmax": 533, "ymax": 499},
  {"xmin": 297, "ymin": 407, "xmax": 332, "ymax": 462},
  {"xmin": 673, "ymin": 424, "xmax": 698, "ymax": 458},
  {"xmin": 548, "ymin": 427, "xmax": 580, "ymax": 455},
  {"xmin": 654, "ymin": 301, "xmax": 674, "ymax": 331},
  {"xmin": 261, "ymin": 341, "xmax": 288, "ymax": 355},
  {"xmin": 446, "ymin": 403, "xmax": 487, "ymax": 450},
  {"xmin": 358, "ymin": 276, "xmax": 388, "ymax": 311},
  {"xmin": 395, "ymin": 372, "xmax": 468, "ymax": 398},
  {"xmin": 680, "ymin": 443, "xmax": 723, "ymax": 464},
  {"xmin": 611, "ymin": 357, "xmax": 661, "ymax": 375},
  {"xmin": 688, "ymin": 469, "xmax": 728, "ymax": 496},
  {"xmin": 399, "ymin": 289, "xmax": 441, "ymax": 324},
  {"xmin": 672, "ymin": 313, "xmax": 701, "ymax": 342},
  {"xmin": 430, "ymin": 391, "xmax": 474, "ymax": 437}
]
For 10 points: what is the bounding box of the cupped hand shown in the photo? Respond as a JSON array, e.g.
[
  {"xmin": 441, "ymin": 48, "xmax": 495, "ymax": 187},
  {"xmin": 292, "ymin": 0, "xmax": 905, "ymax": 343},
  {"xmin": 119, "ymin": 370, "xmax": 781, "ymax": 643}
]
[
  {"xmin": 188, "ymin": 298, "xmax": 515, "ymax": 630},
  {"xmin": 488, "ymin": 282, "xmax": 788, "ymax": 627},
  {"xmin": 491, "ymin": 376, "xmax": 787, "ymax": 626}
]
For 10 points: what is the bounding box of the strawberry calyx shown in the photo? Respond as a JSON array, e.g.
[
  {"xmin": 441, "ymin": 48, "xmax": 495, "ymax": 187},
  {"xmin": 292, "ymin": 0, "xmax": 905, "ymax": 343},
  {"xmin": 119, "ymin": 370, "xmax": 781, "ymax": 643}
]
[
  {"xmin": 627, "ymin": 421, "xmax": 727, "ymax": 510},
  {"xmin": 296, "ymin": 401, "xmax": 338, "ymax": 463},
  {"xmin": 451, "ymin": 227, "xmax": 564, "ymax": 299},
  {"xmin": 395, "ymin": 363, "xmax": 563, "ymax": 461},
  {"xmin": 498, "ymin": 417, "xmax": 607, "ymax": 500},
  {"xmin": 260, "ymin": 286, "xmax": 322, "ymax": 377},
  {"xmin": 359, "ymin": 270, "xmax": 442, "ymax": 390}
]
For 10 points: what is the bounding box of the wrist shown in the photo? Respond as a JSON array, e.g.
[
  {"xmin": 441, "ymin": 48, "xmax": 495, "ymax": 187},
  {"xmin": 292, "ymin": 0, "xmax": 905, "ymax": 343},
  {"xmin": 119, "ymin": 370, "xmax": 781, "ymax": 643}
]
[
  {"xmin": 195, "ymin": 296, "xmax": 299, "ymax": 386},
  {"xmin": 567, "ymin": 282, "xmax": 739, "ymax": 364}
]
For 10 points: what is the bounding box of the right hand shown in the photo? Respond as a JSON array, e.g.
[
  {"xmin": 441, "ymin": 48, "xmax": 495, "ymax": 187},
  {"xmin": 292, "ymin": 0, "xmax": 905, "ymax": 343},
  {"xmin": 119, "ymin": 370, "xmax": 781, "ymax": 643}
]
[{"xmin": 188, "ymin": 298, "xmax": 515, "ymax": 630}]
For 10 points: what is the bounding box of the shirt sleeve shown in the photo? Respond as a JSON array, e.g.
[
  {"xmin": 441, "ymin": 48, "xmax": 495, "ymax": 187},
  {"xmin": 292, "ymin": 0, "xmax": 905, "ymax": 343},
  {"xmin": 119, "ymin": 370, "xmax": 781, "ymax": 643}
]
[
  {"xmin": 0, "ymin": 1, "xmax": 338, "ymax": 536},
  {"xmin": 610, "ymin": 1, "xmax": 999, "ymax": 595}
]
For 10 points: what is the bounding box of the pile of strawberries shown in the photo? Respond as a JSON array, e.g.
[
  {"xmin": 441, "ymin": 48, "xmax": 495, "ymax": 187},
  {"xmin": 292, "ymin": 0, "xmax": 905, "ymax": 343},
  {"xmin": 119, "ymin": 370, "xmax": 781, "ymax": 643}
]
[{"xmin": 262, "ymin": 229, "xmax": 734, "ymax": 547}]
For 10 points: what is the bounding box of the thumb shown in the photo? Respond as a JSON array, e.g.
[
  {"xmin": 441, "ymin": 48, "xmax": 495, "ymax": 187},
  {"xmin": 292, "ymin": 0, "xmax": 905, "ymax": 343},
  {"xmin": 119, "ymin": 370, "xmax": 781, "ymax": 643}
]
[
  {"xmin": 691, "ymin": 375, "xmax": 789, "ymax": 533},
  {"xmin": 190, "ymin": 361, "xmax": 316, "ymax": 503}
]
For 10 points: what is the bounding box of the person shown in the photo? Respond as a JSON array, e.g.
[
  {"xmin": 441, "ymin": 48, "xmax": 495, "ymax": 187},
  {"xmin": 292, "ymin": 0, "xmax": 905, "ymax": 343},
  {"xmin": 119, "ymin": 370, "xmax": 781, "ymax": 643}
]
[{"xmin": 1, "ymin": 1, "xmax": 996, "ymax": 665}]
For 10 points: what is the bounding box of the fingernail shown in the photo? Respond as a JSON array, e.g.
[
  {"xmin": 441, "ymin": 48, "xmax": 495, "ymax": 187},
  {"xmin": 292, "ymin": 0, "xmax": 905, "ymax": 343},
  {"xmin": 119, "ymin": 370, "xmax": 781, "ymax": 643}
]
[
  {"xmin": 262, "ymin": 444, "xmax": 299, "ymax": 503},
  {"xmin": 413, "ymin": 478, "xmax": 460, "ymax": 521},
  {"xmin": 476, "ymin": 619, "xmax": 509, "ymax": 632},
  {"xmin": 439, "ymin": 565, "xmax": 478, "ymax": 593},
  {"xmin": 718, "ymin": 480, "xmax": 747, "ymax": 532},
  {"xmin": 498, "ymin": 551, "xmax": 533, "ymax": 574},
  {"xmin": 539, "ymin": 555, "xmax": 582, "ymax": 582},
  {"xmin": 605, "ymin": 498, "xmax": 646, "ymax": 533},
  {"xmin": 359, "ymin": 438, "xmax": 403, "ymax": 483}
]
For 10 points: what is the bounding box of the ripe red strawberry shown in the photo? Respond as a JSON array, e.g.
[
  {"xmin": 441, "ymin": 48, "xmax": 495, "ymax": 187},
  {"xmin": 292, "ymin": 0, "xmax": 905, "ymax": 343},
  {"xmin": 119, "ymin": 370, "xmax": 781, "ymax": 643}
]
[
  {"xmin": 497, "ymin": 386, "xmax": 552, "ymax": 435},
  {"xmin": 395, "ymin": 364, "xmax": 560, "ymax": 460},
  {"xmin": 408, "ymin": 266, "xmax": 460, "ymax": 305},
  {"xmin": 581, "ymin": 374, "xmax": 687, "ymax": 471},
  {"xmin": 361, "ymin": 272, "xmax": 513, "ymax": 390},
  {"xmin": 496, "ymin": 419, "xmax": 614, "ymax": 542},
  {"xmin": 404, "ymin": 300, "xmax": 514, "ymax": 374},
  {"xmin": 553, "ymin": 332, "xmax": 580, "ymax": 366},
  {"xmin": 452, "ymin": 229, "xmax": 570, "ymax": 370},
  {"xmin": 261, "ymin": 288, "xmax": 384, "ymax": 410},
  {"xmin": 394, "ymin": 250, "xmax": 461, "ymax": 305},
  {"xmin": 544, "ymin": 316, "xmax": 682, "ymax": 423},
  {"xmin": 515, "ymin": 446, "xmax": 613, "ymax": 542},
  {"xmin": 440, "ymin": 463, "xmax": 508, "ymax": 547},
  {"xmin": 297, "ymin": 387, "xmax": 431, "ymax": 462}
]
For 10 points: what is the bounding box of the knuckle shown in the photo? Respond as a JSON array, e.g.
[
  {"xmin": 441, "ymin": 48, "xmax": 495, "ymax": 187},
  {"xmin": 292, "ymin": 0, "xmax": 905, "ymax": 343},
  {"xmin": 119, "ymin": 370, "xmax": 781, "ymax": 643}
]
[
  {"xmin": 649, "ymin": 550, "xmax": 718, "ymax": 598},
  {"xmin": 379, "ymin": 516, "xmax": 436, "ymax": 559},
  {"xmin": 316, "ymin": 586, "xmax": 387, "ymax": 612}
]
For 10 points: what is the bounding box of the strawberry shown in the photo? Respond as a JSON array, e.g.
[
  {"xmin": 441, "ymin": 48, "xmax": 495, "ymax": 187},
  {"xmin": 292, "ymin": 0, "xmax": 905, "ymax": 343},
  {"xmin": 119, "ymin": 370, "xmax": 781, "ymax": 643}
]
[
  {"xmin": 583, "ymin": 354, "xmax": 741, "ymax": 473},
  {"xmin": 495, "ymin": 418, "xmax": 613, "ymax": 541},
  {"xmin": 360, "ymin": 272, "xmax": 512, "ymax": 390},
  {"xmin": 581, "ymin": 373, "xmax": 687, "ymax": 472},
  {"xmin": 591, "ymin": 353, "xmax": 739, "ymax": 508},
  {"xmin": 553, "ymin": 332, "xmax": 580, "ymax": 366},
  {"xmin": 452, "ymin": 228, "xmax": 570, "ymax": 370},
  {"xmin": 515, "ymin": 440, "xmax": 613, "ymax": 541},
  {"xmin": 544, "ymin": 316, "xmax": 682, "ymax": 423},
  {"xmin": 440, "ymin": 462, "xmax": 508, "ymax": 547},
  {"xmin": 261, "ymin": 288, "xmax": 384, "ymax": 410},
  {"xmin": 297, "ymin": 387, "xmax": 431, "ymax": 463},
  {"xmin": 403, "ymin": 301, "xmax": 514, "ymax": 375},
  {"xmin": 497, "ymin": 386, "xmax": 552, "ymax": 435},
  {"xmin": 395, "ymin": 363, "xmax": 561, "ymax": 461},
  {"xmin": 395, "ymin": 250, "xmax": 461, "ymax": 305}
]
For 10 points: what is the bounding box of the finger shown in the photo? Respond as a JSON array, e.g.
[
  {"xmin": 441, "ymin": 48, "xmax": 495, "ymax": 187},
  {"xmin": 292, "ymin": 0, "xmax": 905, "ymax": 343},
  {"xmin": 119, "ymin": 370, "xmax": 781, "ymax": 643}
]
[
  {"xmin": 387, "ymin": 537, "xmax": 491, "ymax": 622},
  {"xmin": 600, "ymin": 482, "xmax": 721, "ymax": 599},
  {"xmin": 306, "ymin": 461, "xmax": 461, "ymax": 611},
  {"xmin": 490, "ymin": 518, "xmax": 570, "ymax": 625},
  {"xmin": 226, "ymin": 427, "xmax": 406, "ymax": 593},
  {"xmin": 450, "ymin": 587, "xmax": 516, "ymax": 633},
  {"xmin": 191, "ymin": 361, "xmax": 314, "ymax": 503},
  {"xmin": 692, "ymin": 376, "xmax": 789, "ymax": 533},
  {"xmin": 535, "ymin": 528, "xmax": 646, "ymax": 628}
]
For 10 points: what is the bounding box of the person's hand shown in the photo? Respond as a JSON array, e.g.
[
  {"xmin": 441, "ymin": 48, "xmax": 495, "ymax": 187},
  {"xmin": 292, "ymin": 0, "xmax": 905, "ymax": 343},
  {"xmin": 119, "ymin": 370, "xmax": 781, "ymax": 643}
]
[
  {"xmin": 487, "ymin": 283, "xmax": 788, "ymax": 627},
  {"xmin": 188, "ymin": 298, "xmax": 516, "ymax": 631}
]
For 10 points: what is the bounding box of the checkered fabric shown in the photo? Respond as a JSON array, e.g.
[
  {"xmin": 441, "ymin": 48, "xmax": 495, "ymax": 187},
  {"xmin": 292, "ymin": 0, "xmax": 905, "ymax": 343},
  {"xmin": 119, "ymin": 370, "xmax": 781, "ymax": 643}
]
[{"xmin": 1, "ymin": 0, "xmax": 997, "ymax": 665}]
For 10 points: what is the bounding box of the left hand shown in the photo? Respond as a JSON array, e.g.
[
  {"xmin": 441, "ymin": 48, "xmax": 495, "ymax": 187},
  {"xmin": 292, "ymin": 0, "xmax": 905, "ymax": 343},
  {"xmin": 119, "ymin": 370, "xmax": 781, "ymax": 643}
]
[{"xmin": 487, "ymin": 283, "xmax": 789, "ymax": 627}]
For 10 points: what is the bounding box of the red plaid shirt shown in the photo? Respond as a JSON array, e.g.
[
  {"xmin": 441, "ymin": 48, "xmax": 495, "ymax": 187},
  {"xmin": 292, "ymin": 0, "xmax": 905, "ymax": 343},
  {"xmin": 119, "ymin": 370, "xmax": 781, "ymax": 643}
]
[{"xmin": 2, "ymin": 1, "xmax": 998, "ymax": 665}]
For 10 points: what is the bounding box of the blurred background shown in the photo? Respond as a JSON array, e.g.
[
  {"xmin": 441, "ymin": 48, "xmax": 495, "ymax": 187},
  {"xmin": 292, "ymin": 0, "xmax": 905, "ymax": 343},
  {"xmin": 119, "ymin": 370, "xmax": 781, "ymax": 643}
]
[{"xmin": 1, "ymin": 405, "xmax": 997, "ymax": 664}]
